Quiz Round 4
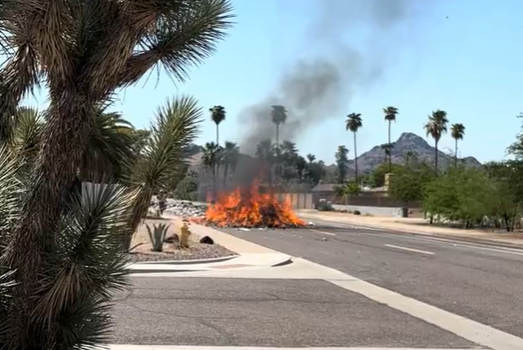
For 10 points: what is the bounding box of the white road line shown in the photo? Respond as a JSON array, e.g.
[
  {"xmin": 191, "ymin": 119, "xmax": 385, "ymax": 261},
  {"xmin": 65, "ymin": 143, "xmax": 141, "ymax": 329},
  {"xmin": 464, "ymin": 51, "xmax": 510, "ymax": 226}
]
[
  {"xmin": 109, "ymin": 346, "xmax": 478, "ymax": 350},
  {"xmin": 384, "ymin": 244, "xmax": 435, "ymax": 255},
  {"xmin": 310, "ymin": 219, "xmax": 523, "ymax": 257},
  {"xmin": 310, "ymin": 228, "xmax": 336, "ymax": 236}
]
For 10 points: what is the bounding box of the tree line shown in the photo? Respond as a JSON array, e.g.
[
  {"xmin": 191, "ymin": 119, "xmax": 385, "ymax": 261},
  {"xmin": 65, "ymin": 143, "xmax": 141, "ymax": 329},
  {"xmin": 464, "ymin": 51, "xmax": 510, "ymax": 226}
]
[
  {"xmin": 386, "ymin": 113, "xmax": 523, "ymax": 231},
  {"xmin": 335, "ymin": 107, "xmax": 467, "ymax": 196}
]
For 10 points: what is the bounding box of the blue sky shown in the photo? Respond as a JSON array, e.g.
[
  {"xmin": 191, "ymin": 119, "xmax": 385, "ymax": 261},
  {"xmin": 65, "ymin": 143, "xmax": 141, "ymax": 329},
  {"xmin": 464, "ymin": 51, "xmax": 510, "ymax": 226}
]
[{"xmin": 24, "ymin": 0, "xmax": 523, "ymax": 164}]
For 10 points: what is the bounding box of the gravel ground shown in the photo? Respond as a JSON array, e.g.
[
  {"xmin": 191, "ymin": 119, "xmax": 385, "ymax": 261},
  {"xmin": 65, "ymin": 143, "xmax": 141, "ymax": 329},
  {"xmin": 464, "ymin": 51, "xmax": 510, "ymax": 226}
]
[
  {"xmin": 129, "ymin": 218, "xmax": 236, "ymax": 262},
  {"xmin": 129, "ymin": 244, "xmax": 236, "ymax": 262}
]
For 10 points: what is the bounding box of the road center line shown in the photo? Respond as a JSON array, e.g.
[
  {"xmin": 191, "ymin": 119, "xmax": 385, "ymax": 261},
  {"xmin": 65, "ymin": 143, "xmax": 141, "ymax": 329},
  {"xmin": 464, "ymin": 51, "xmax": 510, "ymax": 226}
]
[
  {"xmin": 384, "ymin": 244, "xmax": 434, "ymax": 255},
  {"xmin": 309, "ymin": 229, "xmax": 336, "ymax": 236}
]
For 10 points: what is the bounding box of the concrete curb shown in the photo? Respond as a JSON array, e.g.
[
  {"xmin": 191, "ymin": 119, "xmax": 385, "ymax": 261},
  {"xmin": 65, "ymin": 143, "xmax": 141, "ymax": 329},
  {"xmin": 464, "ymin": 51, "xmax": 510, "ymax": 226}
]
[
  {"xmin": 132, "ymin": 254, "xmax": 238, "ymax": 265},
  {"xmin": 127, "ymin": 254, "xmax": 294, "ymax": 274},
  {"xmin": 302, "ymin": 215, "xmax": 523, "ymax": 251}
]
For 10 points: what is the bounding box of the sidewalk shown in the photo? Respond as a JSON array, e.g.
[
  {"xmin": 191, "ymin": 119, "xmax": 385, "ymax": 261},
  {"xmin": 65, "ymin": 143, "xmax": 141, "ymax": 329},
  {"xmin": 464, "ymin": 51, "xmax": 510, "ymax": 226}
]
[{"xmin": 298, "ymin": 210, "xmax": 523, "ymax": 248}]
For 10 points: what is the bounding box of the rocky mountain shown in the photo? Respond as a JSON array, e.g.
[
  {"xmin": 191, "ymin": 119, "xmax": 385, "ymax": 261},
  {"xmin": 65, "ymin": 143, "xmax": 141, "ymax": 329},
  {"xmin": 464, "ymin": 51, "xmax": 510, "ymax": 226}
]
[{"xmin": 349, "ymin": 132, "xmax": 482, "ymax": 174}]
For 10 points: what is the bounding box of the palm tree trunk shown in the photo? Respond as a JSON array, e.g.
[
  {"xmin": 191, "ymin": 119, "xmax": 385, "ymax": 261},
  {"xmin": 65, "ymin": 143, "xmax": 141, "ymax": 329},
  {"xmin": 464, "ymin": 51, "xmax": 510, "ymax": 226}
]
[
  {"xmin": 216, "ymin": 125, "xmax": 220, "ymax": 145},
  {"xmin": 212, "ymin": 164, "xmax": 217, "ymax": 201},
  {"xmin": 223, "ymin": 163, "xmax": 229, "ymax": 188},
  {"xmin": 435, "ymin": 140, "xmax": 439, "ymax": 170},
  {"xmin": 387, "ymin": 121, "xmax": 392, "ymax": 172},
  {"xmin": 353, "ymin": 131, "xmax": 358, "ymax": 181},
  {"xmin": 275, "ymin": 124, "xmax": 280, "ymax": 186},
  {"xmin": 454, "ymin": 139, "xmax": 458, "ymax": 167}
]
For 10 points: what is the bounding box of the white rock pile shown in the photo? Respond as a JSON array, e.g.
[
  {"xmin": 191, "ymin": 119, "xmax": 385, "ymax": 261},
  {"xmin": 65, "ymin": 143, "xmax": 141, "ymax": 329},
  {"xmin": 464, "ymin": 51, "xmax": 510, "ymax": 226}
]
[{"xmin": 150, "ymin": 198, "xmax": 208, "ymax": 218}]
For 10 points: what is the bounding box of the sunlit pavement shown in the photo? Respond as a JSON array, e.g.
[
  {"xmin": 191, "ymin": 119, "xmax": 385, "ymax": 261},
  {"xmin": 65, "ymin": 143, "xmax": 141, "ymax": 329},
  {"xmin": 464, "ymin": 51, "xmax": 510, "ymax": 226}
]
[
  {"xmin": 109, "ymin": 220, "xmax": 523, "ymax": 350},
  {"xmin": 110, "ymin": 278, "xmax": 479, "ymax": 349}
]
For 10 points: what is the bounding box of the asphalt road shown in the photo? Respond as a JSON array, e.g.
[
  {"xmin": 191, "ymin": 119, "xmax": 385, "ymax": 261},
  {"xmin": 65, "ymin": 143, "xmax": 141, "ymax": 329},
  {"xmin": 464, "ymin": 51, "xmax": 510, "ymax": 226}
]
[
  {"xmin": 111, "ymin": 277, "xmax": 477, "ymax": 347},
  {"xmin": 221, "ymin": 220, "xmax": 523, "ymax": 339}
]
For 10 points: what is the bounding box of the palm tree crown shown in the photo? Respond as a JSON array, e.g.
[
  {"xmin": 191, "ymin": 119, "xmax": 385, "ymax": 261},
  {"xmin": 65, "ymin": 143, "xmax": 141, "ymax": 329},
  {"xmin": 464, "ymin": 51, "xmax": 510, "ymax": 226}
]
[
  {"xmin": 345, "ymin": 113, "xmax": 362, "ymax": 132},
  {"xmin": 424, "ymin": 110, "xmax": 449, "ymax": 143},
  {"xmin": 424, "ymin": 109, "xmax": 449, "ymax": 169},
  {"xmin": 451, "ymin": 123, "xmax": 465, "ymax": 141},
  {"xmin": 383, "ymin": 106, "xmax": 399, "ymax": 122}
]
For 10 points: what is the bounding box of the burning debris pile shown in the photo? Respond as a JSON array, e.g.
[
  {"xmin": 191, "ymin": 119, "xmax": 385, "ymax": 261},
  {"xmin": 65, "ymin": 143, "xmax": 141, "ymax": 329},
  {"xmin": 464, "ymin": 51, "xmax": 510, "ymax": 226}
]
[{"xmin": 196, "ymin": 181, "xmax": 306, "ymax": 228}]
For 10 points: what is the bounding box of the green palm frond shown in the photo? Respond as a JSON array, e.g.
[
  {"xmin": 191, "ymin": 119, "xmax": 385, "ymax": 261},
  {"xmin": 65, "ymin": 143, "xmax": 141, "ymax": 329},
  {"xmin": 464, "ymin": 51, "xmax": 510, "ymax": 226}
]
[
  {"xmin": 209, "ymin": 105, "xmax": 226, "ymax": 125},
  {"xmin": 271, "ymin": 105, "xmax": 287, "ymax": 125},
  {"xmin": 31, "ymin": 182, "xmax": 137, "ymax": 348},
  {"xmin": 345, "ymin": 113, "xmax": 362, "ymax": 132},
  {"xmin": 81, "ymin": 105, "xmax": 136, "ymax": 183}
]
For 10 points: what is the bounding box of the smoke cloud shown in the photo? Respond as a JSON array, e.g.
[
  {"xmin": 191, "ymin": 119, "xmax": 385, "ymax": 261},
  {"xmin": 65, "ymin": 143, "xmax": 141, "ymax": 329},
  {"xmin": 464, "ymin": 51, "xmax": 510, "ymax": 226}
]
[{"xmin": 238, "ymin": 0, "xmax": 428, "ymax": 154}]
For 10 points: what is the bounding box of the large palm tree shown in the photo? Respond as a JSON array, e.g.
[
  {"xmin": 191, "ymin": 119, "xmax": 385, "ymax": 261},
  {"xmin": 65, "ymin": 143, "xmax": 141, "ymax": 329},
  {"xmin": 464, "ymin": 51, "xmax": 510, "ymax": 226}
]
[
  {"xmin": 221, "ymin": 141, "xmax": 240, "ymax": 187},
  {"xmin": 202, "ymin": 141, "xmax": 223, "ymax": 200},
  {"xmin": 345, "ymin": 113, "xmax": 363, "ymax": 180},
  {"xmin": 424, "ymin": 110, "xmax": 449, "ymax": 169},
  {"xmin": 0, "ymin": 1, "xmax": 232, "ymax": 346},
  {"xmin": 81, "ymin": 103, "xmax": 136, "ymax": 183},
  {"xmin": 271, "ymin": 105, "xmax": 287, "ymax": 150},
  {"xmin": 209, "ymin": 105, "xmax": 226, "ymax": 145},
  {"xmin": 450, "ymin": 123, "xmax": 466, "ymax": 166},
  {"xmin": 383, "ymin": 106, "xmax": 399, "ymax": 172},
  {"xmin": 256, "ymin": 139, "xmax": 275, "ymax": 185}
]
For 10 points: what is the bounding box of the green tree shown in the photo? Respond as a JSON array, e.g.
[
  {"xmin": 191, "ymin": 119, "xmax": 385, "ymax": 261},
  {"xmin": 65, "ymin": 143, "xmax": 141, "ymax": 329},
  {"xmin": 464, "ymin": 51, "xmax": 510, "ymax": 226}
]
[
  {"xmin": 484, "ymin": 160, "xmax": 523, "ymax": 231},
  {"xmin": 371, "ymin": 162, "xmax": 404, "ymax": 188},
  {"xmin": 389, "ymin": 162, "xmax": 435, "ymax": 204},
  {"xmin": 0, "ymin": 1, "xmax": 234, "ymax": 348},
  {"xmin": 345, "ymin": 113, "xmax": 363, "ymax": 180},
  {"xmin": 256, "ymin": 139, "xmax": 275, "ymax": 185},
  {"xmin": 174, "ymin": 171, "xmax": 200, "ymax": 201},
  {"xmin": 423, "ymin": 166, "xmax": 496, "ymax": 227},
  {"xmin": 202, "ymin": 141, "xmax": 223, "ymax": 200},
  {"xmin": 450, "ymin": 123, "xmax": 466, "ymax": 166},
  {"xmin": 335, "ymin": 145, "xmax": 349, "ymax": 183},
  {"xmin": 209, "ymin": 105, "xmax": 226, "ymax": 145},
  {"xmin": 222, "ymin": 141, "xmax": 240, "ymax": 187},
  {"xmin": 383, "ymin": 106, "xmax": 399, "ymax": 172},
  {"xmin": 271, "ymin": 105, "xmax": 287, "ymax": 149},
  {"xmin": 424, "ymin": 110, "xmax": 449, "ymax": 169}
]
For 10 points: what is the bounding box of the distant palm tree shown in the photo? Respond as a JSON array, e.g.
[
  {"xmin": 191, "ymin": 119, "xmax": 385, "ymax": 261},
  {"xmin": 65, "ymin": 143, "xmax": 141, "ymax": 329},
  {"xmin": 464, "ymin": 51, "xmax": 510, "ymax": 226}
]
[
  {"xmin": 383, "ymin": 106, "xmax": 399, "ymax": 172},
  {"xmin": 256, "ymin": 139, "xmax": 275, "ymax": 185},
  {"xmin": 381, "ymin": 143, "xmax": 393, "ymax": 163},
  {"xmin": 424, "ymin": 110, "xmax": 449, "ymax": 169},
  {"xmin": 271, "ymin": 105, "xmax": 287, "ymax": 149},
  {"xmin": 222, "ymin": 141, "xmax": 240, "ymax": 187},
  {"xmin": 202, "ymin": 141, "xmax": 223, "ymax": 200},
  {"xmin": 209, "ymin": 105, "xmax": 226, "ymax": 145},
  {"xmin": 450, "ymin": 123, "xmax": 466, "ymax": 166},
  {"xmin": 345, "ymin": 113, "xmax": 363, "ymax": 180},
  {"xmin": 306, "ymin": 154, "xmax": 316, "ymax": 165}
]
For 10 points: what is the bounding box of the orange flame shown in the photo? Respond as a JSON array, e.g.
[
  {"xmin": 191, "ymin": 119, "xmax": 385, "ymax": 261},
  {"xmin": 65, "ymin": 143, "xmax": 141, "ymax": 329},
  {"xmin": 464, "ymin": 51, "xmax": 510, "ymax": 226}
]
[{"xmin": 199, "ymin": 179, "xmax": 306, "ymax": 228}]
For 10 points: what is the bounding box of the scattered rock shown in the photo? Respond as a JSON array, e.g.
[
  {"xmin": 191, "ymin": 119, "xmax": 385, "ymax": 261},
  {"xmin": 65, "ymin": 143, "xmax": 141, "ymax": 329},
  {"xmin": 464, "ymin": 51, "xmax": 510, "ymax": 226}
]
[
  {"xmin": 164, "ymin": 234, "xmax": 179, "ymax": 244},
  {"xmin": 151, "ymin": 198, "xmax": 208, "ymax": 218},
  {"xmin": 199, "ymin": 236, "xmax": 214, "ymax": 245},
  {"xmin": 353, "ymin": 210, "xmax": 361, "ymax": 215}
]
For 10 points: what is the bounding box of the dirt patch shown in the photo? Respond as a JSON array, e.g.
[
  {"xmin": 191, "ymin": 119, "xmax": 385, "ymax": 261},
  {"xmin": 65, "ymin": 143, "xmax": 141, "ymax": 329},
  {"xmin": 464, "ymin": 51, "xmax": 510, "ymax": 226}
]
[{"xmin": 129, "ymin": 218, "xmax": 237, "ymax": 262}]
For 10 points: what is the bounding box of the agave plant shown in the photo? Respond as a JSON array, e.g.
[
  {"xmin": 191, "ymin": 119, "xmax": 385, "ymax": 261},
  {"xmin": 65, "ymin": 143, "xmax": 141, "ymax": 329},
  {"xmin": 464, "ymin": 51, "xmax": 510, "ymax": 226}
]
[{"xmin": 146, "ymin": 223, "xmax": 170, "ymax": 252}]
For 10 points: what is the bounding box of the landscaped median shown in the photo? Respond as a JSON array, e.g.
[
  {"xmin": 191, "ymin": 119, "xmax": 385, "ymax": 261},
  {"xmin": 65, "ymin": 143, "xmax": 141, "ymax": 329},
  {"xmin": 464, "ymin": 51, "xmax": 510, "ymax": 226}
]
[
  {"xmin": 127, "ymin": 214, "xmax": 293, "ymax": 273},
  {"xmin": 298, "ymin": 210, "xmax": 523, "ymax": 249}
]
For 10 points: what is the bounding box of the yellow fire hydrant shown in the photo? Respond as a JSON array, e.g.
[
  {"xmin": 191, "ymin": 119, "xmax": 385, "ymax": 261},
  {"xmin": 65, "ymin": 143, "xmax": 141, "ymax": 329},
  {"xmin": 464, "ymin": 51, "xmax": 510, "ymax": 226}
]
[{"xmin": 179, "ymin": 219, "xmax": 191, "ymax": 249}]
